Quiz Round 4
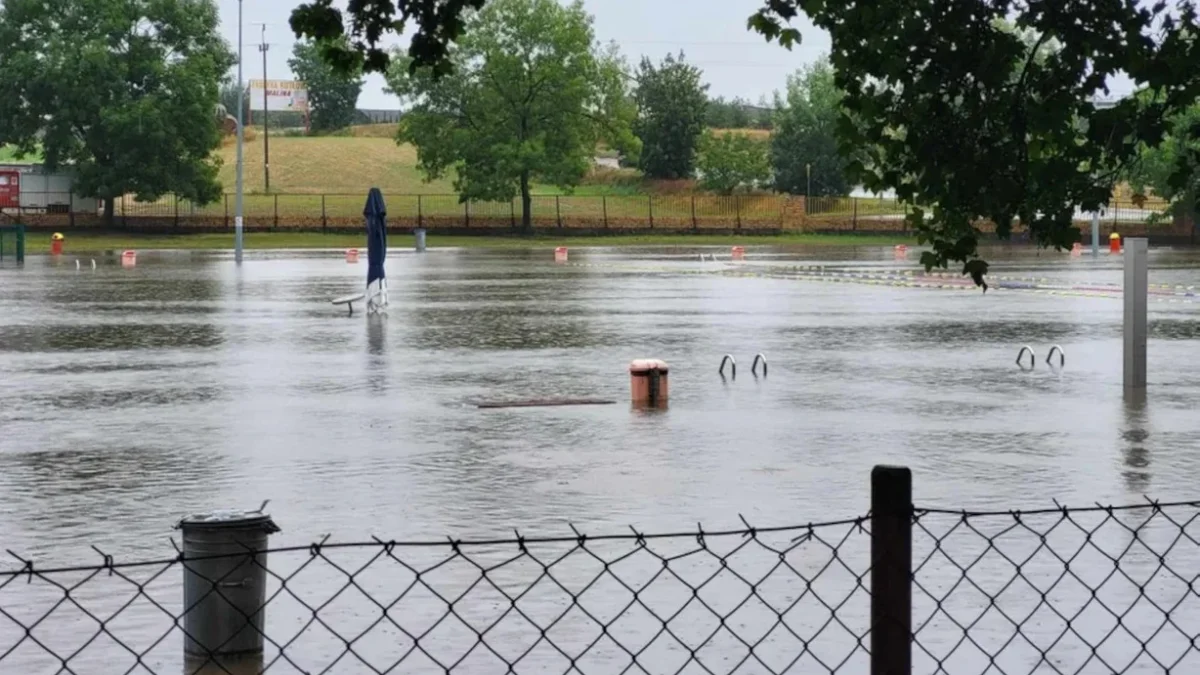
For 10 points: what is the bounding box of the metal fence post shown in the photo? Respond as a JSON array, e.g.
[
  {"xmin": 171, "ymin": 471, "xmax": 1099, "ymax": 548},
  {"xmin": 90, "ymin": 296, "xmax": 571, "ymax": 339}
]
[
  {"xmin": 418, "ymin": 195, "xmax": 424, "ymax": 228},
  {"xmin": 871, "ymin": 465, "xmax": 912, "ymax": 675},
  {"xmin": 69, "ymin": 189, "xmax": 75, "ymax": 228},
  {"xmin": 465, "ymin": 200, "xmax": 470, "ymax": 228},
  {"xmin": 174, "ymin": 195, "xmax": 180, "ymax": 229},
  {"xmin": 510, "ymin": 198, "xmax": 516, "ymax": 229},
  {"xmin": 122, "ymin": 194, "xmax": 128, "ymax": 228},
  {"xmin": 273, "ymin": 194, "xmax": 279, "ymax": 230},
  {"xmin": 556, "ymin": 195, "xmax": 562, "ymax": 228},
  {"xmin": 691, "ymin": 195, "xmax": 697, "ymax": 230},
  {"xmin": 321, "ymin": 195, "xmax": 327, "ymax": 233},
  {"xmin": 735, "ymin": 195, "xmax": 742, "ymax": 230},
  {"xmin": 648, "ymin": 195, "xmax": 654, "ymax": 229},
  {"xmin": 853, "ymin": 198, "xmax": 859, "ymax": 231},
  {"xmin": 224, "ymin": 194, "xmax": 230, "ymax": 230}
]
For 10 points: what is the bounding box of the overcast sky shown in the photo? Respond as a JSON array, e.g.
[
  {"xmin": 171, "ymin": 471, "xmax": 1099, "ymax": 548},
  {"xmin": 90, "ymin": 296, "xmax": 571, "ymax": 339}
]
[{"xmin": 215, "ymin": 0, "xmax": 833, "ymax": 109}]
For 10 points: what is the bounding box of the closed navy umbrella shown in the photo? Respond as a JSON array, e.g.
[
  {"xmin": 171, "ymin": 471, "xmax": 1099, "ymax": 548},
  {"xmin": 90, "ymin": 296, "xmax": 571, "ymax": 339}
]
[{"xmin": 364, "ymin": 188, "xmax": 388, "ymax": 313}]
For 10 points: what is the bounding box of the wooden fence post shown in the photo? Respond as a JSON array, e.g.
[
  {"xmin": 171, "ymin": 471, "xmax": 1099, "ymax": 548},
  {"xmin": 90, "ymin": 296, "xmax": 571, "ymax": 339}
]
[{"xmin": 871, "ymin": 465, "xmax": 912, "ymax": 675}]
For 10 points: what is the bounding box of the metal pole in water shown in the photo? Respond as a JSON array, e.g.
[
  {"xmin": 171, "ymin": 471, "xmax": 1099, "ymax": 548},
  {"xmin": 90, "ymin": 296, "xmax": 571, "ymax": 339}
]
[
  {"xmin": 1091, "ymin": 211, "xmax": 1100, "ymax": 257},
  {"xmin": 234, "ymin": 0, "xmax": 244, "ymax": 264},
  {"xmin": 1124, "ymin": 238, "xmax": 1148, "ymax": 391}
]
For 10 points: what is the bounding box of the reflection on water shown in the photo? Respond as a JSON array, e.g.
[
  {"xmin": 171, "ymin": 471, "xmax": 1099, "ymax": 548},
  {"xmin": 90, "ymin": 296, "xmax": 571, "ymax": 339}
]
[{"xmin": 0, "ymin": 246, "xmax": 1199, "ymax": 561}]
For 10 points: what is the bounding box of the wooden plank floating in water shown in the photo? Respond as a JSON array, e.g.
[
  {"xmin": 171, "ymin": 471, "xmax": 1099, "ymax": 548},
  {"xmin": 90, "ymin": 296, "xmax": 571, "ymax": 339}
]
[{"xmin": 476, "ymin": 398, "xmax": 617, "ymax": 409}]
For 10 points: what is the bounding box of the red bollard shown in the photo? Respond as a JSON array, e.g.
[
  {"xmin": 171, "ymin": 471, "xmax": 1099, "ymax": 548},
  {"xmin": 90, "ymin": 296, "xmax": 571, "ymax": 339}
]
[
  {"xmin": 50, "ymin": 232, "xmax": 64, "ymax": 255},
  {"xmin": 1110, "ymin": 232, "xmax": 1121, "ymax": 254}
]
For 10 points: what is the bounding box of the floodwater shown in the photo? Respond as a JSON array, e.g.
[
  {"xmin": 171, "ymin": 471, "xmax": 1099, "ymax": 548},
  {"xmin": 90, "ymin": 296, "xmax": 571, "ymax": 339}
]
[{"xmin": 2, "ymin": 244, "xmax": 1200, "ymax": 673}]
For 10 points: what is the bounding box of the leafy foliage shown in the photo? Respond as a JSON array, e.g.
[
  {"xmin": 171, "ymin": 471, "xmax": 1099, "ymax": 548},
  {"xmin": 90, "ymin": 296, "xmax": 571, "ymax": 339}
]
[
  {"xmin": 0, "ymin": 0, "xmax": 234, "ymax": 222},
  {"xmin": 633, "ymin": 54, "xmax": 710, "ymax": 180},
  {"xmin": 706, "ymin": 97, "xmax": 773, "ymax": 130},
  {"xmin": 384, "ymin": 0, "xmax": 638, "ymax": 229},
  {"xmin": 697, "ymin": 132, "xmax": 771, "ymax": 195},
  {"xmin": 289, "ymin": 38, "xmax": 366, "ymax": 132},
  {"xmin": 1128, "ymin": 100, "xmax": 1200, "ymax": 216},
  {"xmin": 292, "ymin": 0, "xmax": 487, "ymax": 76},
  {"xmin": 751, "ymin": 0, "xmax": 1200, "ymax": 284},
  {"xmin": 770, "ymin": 59, "xmax": 849, "ymax": 197}
]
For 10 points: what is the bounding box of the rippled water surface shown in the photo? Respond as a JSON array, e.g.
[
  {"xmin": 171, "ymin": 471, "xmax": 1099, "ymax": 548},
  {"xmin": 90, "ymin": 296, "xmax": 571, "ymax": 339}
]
[{"xmin": 1, "ymin": 245, "xmax": 1199, "ymax": 556}]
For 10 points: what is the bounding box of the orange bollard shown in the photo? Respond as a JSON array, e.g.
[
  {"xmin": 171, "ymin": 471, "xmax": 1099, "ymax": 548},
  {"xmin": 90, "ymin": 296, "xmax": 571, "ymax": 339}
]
[
  {"xmin": 629, "ymin": 359, "xmax": 669, "ymax": 407},
  {"xmin": 554, "ymin": 247, "xmax": 568, "ymax": 263},
  {"xmin": 50, "ymin": 232, "xmax": 64, "ymax": 255},
  {"xmin": 345, "ymin": 248, "xmax": 359, "ymax": 263},
  {"xmin": 1110, "ymin": 232, "xmax": 1121, "ymax": 254},
  {"xmin": 121, "ymin": 250, "xmax": 137, "ymax": 267},
  {"xmin": 731, "ymin": 246, "xmax": 745, "ymax": 261},
  {"xmin": 894, "ymin": 244, "xmax": 908, "ymax": 259},
  {"xmin": 1071, "ymin": 242, "xmax": 1082, "ymax": 256}
]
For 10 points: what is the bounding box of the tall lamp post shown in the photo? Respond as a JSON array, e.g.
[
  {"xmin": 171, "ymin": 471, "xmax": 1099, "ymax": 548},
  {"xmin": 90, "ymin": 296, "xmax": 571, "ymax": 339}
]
[{"xmin": 234, "ymin": 0, "xmax": 245, "ymax": 263}]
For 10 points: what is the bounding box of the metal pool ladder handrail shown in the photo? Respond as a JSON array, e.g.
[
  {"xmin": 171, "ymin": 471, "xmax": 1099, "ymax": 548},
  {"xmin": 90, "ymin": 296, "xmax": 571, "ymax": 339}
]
[
  {"xmin": 751, "ymin": 354, "xmax": 768, "ymax": 377},
  {"xmin": 1016, "ymin": 346, "xmax": 1036, "ymax": 369},
  {"xmin": 719, "ymin": 355, "xmax": 736, "ymax": 378},
  {"xmin": 1046, "ymin": 345, "xmax": 1065, "ymax": 367}
]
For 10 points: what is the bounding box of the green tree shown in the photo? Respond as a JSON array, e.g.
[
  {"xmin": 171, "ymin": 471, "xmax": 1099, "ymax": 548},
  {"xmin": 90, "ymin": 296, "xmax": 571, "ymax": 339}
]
[
  {"xmin": 634, "ymin": 53, "xmax": 709, "ymax": 180},
  {"xmin": 1128, "ymin": 101, "xmax": 1200, "ymax": 211},
  {"xmin": 749, "ymin": 1, "xmax": 1200, "ymax": 285},
  {"xmin": 697, "ymin": 132, "xmax": 771, "ymax": 195},
  {"xmin": 289, "ymin": 38, "xmax": 365, "ymax": 133},
  {"xmin": 771, "ymin": 59, "xmax": 849, "ymax": 197},
  {"xmin": 0, "ymin": 0, "xmax": 233, "ymax": 224},
  {"xmin": 219, "ymin": 82, "xmax": 246, "ymax": 122},
  {"xmin": 384, "ymin": 0, "xmax": 638, "ymax": 230}
]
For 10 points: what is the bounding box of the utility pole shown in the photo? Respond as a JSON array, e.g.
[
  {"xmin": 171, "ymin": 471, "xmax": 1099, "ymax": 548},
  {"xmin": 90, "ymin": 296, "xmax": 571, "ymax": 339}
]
[
  {"xmin": 234, "ymin": 0, "xmax": 244, "ymax": 263},
  {"xmin": 255, "ymin": 23, "xmax": 271, "ymax": 193}
]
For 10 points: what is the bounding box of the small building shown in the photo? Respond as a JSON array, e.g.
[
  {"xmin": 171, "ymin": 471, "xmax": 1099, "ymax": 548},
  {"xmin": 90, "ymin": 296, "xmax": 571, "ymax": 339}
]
[{"xmin": 0, "ymin": 164, "xmax": 98, "ymax": 214}]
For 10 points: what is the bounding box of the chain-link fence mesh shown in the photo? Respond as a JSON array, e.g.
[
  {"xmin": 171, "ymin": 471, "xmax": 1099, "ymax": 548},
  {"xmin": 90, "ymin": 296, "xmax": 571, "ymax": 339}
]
[{"xmin": 2, "ymin": 496, "xmax": 1199, "ymax": 673}]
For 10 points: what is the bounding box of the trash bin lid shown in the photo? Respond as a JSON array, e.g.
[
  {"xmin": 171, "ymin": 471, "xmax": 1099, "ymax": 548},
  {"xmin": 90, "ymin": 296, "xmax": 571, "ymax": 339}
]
[{"xmin": 176, "ymin": 509, "xmax": 280, "ymax": 532}]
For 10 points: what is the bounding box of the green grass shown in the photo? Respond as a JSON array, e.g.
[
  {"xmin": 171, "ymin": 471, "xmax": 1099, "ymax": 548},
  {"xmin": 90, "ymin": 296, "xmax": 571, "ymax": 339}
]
[{"xmin": 25, "ymin": 230, "xmax": 916, "ymax": 254}]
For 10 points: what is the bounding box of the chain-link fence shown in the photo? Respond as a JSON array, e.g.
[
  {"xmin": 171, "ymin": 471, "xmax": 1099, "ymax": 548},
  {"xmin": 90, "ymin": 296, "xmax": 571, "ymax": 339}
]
[{"xmin": 2, "ymin": 466, "xmax": 1199, "ymax": 674}]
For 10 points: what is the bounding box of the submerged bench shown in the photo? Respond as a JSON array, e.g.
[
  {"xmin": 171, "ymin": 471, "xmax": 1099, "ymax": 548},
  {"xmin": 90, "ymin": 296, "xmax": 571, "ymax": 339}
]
[{"xmin": 331, "ymin": 293, "xmax": 366, "ymax": 316}]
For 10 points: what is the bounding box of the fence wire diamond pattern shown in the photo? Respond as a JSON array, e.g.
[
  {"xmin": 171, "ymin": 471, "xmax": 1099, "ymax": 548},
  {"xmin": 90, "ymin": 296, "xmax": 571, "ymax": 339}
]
[{"xmin": 2, "ymin": 501, "xmax": 1199, "ymax": 674}]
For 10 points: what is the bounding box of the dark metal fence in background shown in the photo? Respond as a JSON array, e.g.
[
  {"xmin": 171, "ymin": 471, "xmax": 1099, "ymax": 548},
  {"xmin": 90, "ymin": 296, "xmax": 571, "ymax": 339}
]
[
  {"xmin": 3, "ymin": 192, "xmax": 1180, "ymax": 234},
  {"xmin": 3, "ymin": 466, "xmax": 1198, "ymax": 674}
]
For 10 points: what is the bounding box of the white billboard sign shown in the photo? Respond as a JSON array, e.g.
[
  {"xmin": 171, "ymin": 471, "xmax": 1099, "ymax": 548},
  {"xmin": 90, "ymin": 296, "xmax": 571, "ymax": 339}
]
[{"xmin": 248, "ymin": 79, "xmax": 308, "ymax": 113}]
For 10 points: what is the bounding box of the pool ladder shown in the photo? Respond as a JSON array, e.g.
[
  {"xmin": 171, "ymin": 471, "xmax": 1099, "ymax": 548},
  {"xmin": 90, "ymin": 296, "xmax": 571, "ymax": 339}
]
[
  {"xmin": 1017, "ymin": 345, "xmax": 1065, "ymax": 370},
  {"xmin": 719, "ymin": 353, "xmax": 768, "ymax": 379}
]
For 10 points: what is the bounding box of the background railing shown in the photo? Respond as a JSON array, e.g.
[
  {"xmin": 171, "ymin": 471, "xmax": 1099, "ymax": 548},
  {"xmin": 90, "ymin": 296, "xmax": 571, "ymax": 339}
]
[
  {"xmin": 2, "ymin": 466, "xmax": 1198, "ymax": 674},
  {"xmin": 2, "ymin": 192, "xmax": 1186, "ymax": 235}
]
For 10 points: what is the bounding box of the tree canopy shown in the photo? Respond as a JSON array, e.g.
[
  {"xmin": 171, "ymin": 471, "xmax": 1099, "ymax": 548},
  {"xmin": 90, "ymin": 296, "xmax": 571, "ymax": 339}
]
[
  {"xmin": 633, "ymin": 53, "xmax": 709, "ymax": 180},
  {"xmin": 771, "ymin": 59, "xmax": 850, "ymax": 197},
  {"xmin": 384, "ymin": 0, "xmax": 637, "ymax": 229},
  {"xmin": 697, "ymin": 132, "xmax": 771, "ymax": 195},
  {"xmin": 289, "ymin": 38, "xmax": 366, "ymax": 133},
  {"xmin": 1128, "ymin": 100, "xmax": 1200, "ymax": 214},
  {"xmin": 0, "ymin": 0, "xmax": 234, "ymax": 222},
  {"xmin": 750, "ymin": 0, "xmax": 1200, "ymax": 284}
]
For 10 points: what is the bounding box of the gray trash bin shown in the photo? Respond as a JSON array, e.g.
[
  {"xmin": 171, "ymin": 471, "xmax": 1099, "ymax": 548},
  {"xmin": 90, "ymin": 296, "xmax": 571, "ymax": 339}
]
[{"xmin": 177, "ymin": 510, "xmax": 280, "ymax": 658}]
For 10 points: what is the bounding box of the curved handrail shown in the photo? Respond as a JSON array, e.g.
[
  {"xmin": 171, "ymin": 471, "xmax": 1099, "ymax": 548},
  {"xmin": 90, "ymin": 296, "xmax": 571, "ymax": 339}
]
[
  {"xmin": 1016, "ymin": 346, "xmax": 1036, "ymax": 369},
  {"xmin": 719, "ymin": 355, "xmax": 736, "ymax": 378},
  {"xmin": 751, "ymin": 353, "xmax": 768, "ymax": 377},
  {"xmin": 1046, "ymin": 345, "xmax": 1065, "ymax": 368}
]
